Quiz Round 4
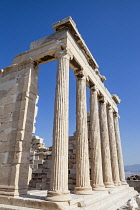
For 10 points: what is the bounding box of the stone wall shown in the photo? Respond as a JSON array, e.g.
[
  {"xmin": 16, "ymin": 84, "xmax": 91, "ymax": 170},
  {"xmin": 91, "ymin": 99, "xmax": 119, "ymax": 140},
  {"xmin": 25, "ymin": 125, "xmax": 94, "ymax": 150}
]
[
  {"xmin": 29, "ymin": 134, "xmax": 78, "ymax": 191},
  {"xmin": 127, "ymin": 180, "xmax": 140, "ymax": 192},
  {"xmin": 29, "ymin": 136, "xmax": 52, "ymax": 190},
  {"xmin": 0, "ymin": 61, "xmax": 39, "ymax": 195},
  {"xmin": 29, "ymin": 113, "xmax": 91, "ymax": 191},
  {"xmin": 127, "ymin": 175, "xmax": 140, "ymax": 192},
  {"xmin": 68, "ymin": 135, "xmax": 76, "ymax": 190},
  {"xmin": 0, "ymin": 67, "xmax": 20, "ymax": 186}
]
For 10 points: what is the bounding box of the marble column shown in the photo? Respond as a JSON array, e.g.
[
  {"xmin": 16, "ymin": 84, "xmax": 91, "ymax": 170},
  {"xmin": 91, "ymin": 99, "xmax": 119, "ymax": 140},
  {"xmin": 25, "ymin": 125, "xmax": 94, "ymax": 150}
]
[
  {"xmin": 46, "ymin": 50, "xmax": 72, "ymax": 201},
  {"xmin": 114, "ymin": 112, "xmax": 127, "ymax": 185},
  {"xmin": 107, "ymin": 106, "xmax": 121, "ymax": 186},
  {"xmin": 74, "ymin": 70, "xmax": 92, "ymax": 195},
  {"xmin": 90, "ymin": 86, "xmax": 105, "ymax": 190},
  {"xmin": 99, "ymin": 97, "xmax": 114, "ymax": 188}
]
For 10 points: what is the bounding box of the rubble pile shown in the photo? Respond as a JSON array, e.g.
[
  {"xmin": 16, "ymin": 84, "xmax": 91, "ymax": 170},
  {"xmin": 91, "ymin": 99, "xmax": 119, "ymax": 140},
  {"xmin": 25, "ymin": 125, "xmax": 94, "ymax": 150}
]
[
  {"xmin": 29, "ymin": 136, "xmax": 52, "ymax": 190},
  {"xmin": 29, "ymin": 135, "xmax": 78, "ymax": 191}
]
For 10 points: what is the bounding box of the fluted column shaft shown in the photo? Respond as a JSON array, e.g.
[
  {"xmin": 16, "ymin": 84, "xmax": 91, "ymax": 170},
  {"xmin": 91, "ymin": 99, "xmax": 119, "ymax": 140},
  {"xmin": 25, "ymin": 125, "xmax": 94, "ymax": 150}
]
[
  {"xmin": 90, "ymin": 87, "xmax": 105, "ymax": 190},
  {"xmin": 47, "ymin": 50, "xmax": 71, "ymax": 201},
  {"xmin": 114, "ymin": 112, "xmax": 127, "ymax": 185},
  {"xmin": 107, "ymin": 106, "xmax": 121, "ymax": 186},
  {"xmin": 100, "ymin": 99, "xmax": 114, "ymax": 187},
  {"xmin": 75, "ymin": 70, "xmax": 92, "ymax": 195}
]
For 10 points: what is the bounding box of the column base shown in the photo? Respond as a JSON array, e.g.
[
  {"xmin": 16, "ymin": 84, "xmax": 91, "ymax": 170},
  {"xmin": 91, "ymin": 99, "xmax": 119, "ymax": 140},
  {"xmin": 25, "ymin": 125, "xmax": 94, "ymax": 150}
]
[
  {"xmin": 104, "ymin": 182, "xmax": 115, "ymax": 188},
  {"xmin": 114, "ymin": 181, "xmax": 122, "ymax": 186},
  {"xmin": 93, "ymin": 187, "xmax": 106, "ymax": 191},
  {"xmin": 0, "ymin": 185, "xmax": 27, "ymax": 196},
  {"xmin": 46, "ymin": 190, "xmax": 72, "ymax": 202},
  {"xmin": 92, "ymin": 184, "xmax": 106, "ymax": 191},
  {"xmin": 121, "ymin": 180, "xmax": 128, "ymax": 185},
  {"xmin": 74, "ymin": 187, "xmax": 93, "ymax": 195}
]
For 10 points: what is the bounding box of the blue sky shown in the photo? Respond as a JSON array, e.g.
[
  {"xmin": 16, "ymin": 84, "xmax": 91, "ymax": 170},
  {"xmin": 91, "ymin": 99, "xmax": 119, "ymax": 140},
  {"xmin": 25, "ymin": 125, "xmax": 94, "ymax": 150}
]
[{"xmin": 0, "ymin": 0, "xmax": 140, "ymax": 165}]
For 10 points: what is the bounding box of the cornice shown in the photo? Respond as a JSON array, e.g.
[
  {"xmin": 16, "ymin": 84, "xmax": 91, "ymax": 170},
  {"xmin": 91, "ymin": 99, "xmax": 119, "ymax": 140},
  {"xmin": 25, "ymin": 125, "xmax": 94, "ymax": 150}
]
[
  {"xmin": 112, "ymin": 94, "xmax": 121, "ymax": 104},
  {"xmin": 52, "ymin": 17, "xmax": 99, "ymax": 69}
]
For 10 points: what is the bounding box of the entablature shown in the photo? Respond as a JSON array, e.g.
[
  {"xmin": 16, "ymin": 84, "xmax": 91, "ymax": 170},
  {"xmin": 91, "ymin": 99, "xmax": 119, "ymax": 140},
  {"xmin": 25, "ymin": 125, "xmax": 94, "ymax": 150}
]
[{"xmin": 11, "ymin": 17, "xmax": 119, "ymax": 112}]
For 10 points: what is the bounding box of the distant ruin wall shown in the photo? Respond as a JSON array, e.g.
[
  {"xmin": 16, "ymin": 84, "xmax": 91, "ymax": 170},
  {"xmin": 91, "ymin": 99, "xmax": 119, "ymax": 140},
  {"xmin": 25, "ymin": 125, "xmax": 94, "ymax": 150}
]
[
  {"xmin": 127, "ymin": 181, "xmax": 140, "ymax": 192},
  {"xmin": 29, "ymin": 113, "xmax": 91, "ymax": 191}
]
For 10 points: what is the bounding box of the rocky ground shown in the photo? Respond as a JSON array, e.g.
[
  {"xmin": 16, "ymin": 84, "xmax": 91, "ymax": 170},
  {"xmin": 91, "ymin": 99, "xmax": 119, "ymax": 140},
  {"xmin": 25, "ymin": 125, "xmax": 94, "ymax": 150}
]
[
  {"xmin": 127, "ymin": 175, "xmax": 140, "ymax": 181},
  {"xmin": 119, "ymin": 194, "xmax": 140, "ymax": 210}
]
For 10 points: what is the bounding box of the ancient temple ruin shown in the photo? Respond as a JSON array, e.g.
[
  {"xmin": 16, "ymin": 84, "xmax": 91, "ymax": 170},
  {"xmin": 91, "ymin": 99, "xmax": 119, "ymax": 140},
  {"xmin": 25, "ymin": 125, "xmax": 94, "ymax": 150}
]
[{"xmin": 0, "ymin": 17, "xmax": 137, "ymax": 209}]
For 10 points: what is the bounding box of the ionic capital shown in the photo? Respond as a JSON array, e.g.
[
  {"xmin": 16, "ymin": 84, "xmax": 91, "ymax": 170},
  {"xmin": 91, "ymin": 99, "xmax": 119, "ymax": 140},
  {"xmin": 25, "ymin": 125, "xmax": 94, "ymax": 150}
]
[
  {"xmin": 114, "ymin": 112, "xmax": 120, "ymax": 118},
  {"xmin": 55, "ymin": 48, "xmax": 73, "ymax": 60},
  {"xmin": 107, "ymin": 105, "xmax": 113, "ymax": 112},
  {"xmin": 99, "ymin": 95, "xmax": 107, "ymax": 104},
  {"xmin": 90, "ymin": 85, "xmax": 99, "ymax": 94},
  {"xmin": 112, "ymin": 94, "xmax": 121, "ymax": 104},
  {"xmin": 100, "ymin": 75, "xmax": 106, "ymax": 83},
  {"xmin": 95, "ymin": 68, "xmax": 100, "ymax": 75},
  {"xmin": 74, "ymin": 68, "xmax": 87, "ymax": 79}
]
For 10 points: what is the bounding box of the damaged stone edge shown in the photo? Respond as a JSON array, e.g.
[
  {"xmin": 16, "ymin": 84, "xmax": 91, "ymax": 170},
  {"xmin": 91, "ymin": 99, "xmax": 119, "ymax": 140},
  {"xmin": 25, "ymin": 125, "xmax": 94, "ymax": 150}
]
[{"xmin": 0, "ymin": 59, "xmax": 37, "ymax": 77}]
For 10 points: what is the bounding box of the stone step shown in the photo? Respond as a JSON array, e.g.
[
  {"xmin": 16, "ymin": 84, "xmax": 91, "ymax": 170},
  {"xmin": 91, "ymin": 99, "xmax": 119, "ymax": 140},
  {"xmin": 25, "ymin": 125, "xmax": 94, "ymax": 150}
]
[
  {"xmin": 0, "ymin": 195, "xmax": 68, "ymax": 210},
  {"xmin": 84, "ymin": 187, "xmax": 137, "ymax": 210},
  {"xmin": 70, "ymin": 190, "xmax": 108, "ymax": 207},
  {"xmin": 0, "ymin": 187, "xmax": 137, "ymax": 210},
  {"xmin": 72, "ymin": 186, "xmax": 126, "ymax": 208},
  {"xmin": 72, "ymin": 191, "xmax": 109, "ymax": 208},
  {"xmin": 72, "ymin": 186, "xmax": 137, "ymax": 210},
  {"xmin": 0, "ymin": 204, "xmax": 36, "ymax": 210},
  {"xmin": 98, "ymin": 190, "xmax": 138, "ymax": 210},
  {"xmin": 86, "ymin": 185, "xmax": 131, "ymax": 206}
]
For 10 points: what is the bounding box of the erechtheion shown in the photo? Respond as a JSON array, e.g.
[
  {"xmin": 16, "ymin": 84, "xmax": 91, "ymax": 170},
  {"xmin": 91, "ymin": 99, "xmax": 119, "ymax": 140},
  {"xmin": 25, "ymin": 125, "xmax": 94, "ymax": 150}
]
[{"xmin": 0, "ymin": 17, "xmax": 137, "ymax": 209}]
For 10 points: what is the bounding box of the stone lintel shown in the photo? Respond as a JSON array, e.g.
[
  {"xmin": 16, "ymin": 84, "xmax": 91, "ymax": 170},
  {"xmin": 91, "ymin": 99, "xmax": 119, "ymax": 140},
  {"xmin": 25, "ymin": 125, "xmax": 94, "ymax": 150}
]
[
  {"xmin": 53, "ymin": 17, "xmax": 99, "ymax": 70},
  {"xmin": 66, "ymin": 33, "xmax": 118, "ymax": 112},
  {"xmin": 12, "ymin": 34, "xmax": 67, "ymax": 65},
  {"xmin": 52, "ymin": 16, "xmax": 76, "ymax": 31},
  {"xmin": 10, "ymin": 17, "xmax": 118, "ymax": 113},
  {"xmin": 30, "ymin": 30, "xmax": 67, "ymax": 50},
  {"xmin": 112, "ymin": 94, "xmax": 121, "ymax": 104}
]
